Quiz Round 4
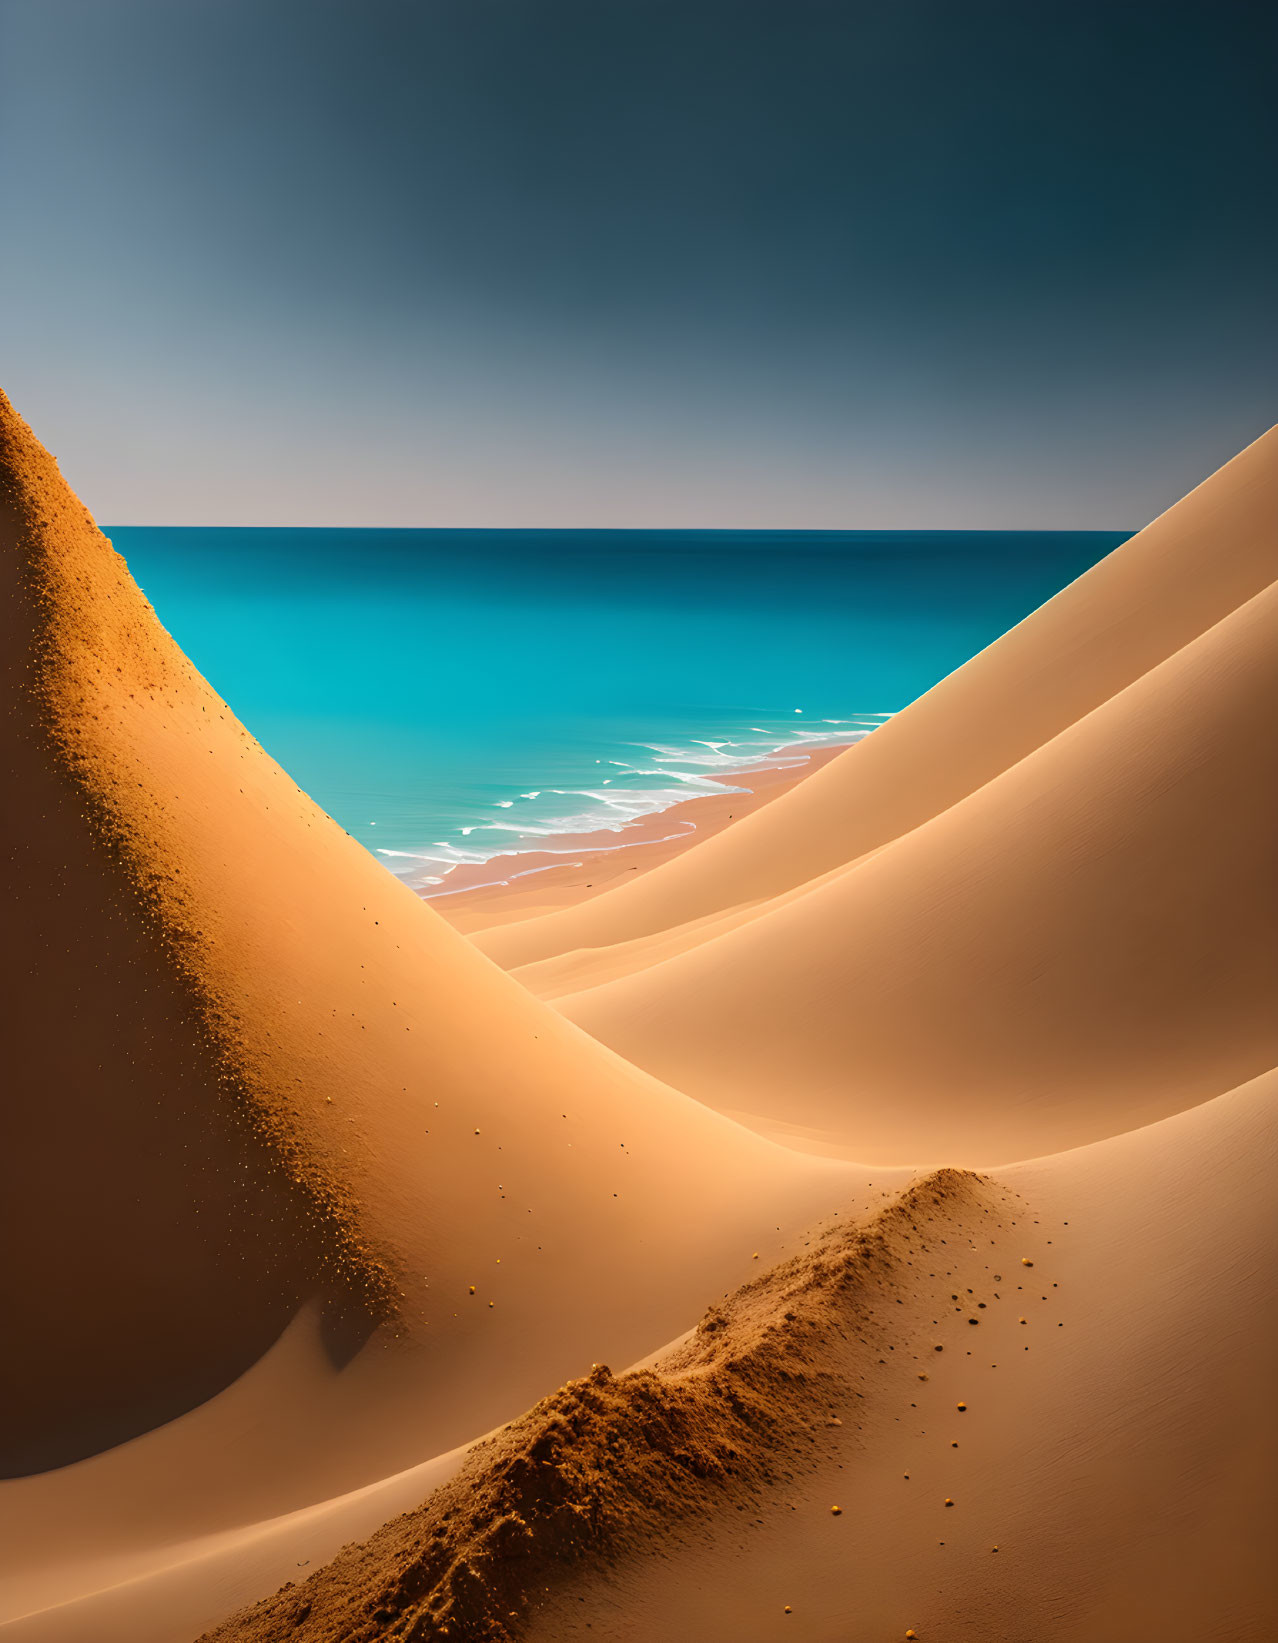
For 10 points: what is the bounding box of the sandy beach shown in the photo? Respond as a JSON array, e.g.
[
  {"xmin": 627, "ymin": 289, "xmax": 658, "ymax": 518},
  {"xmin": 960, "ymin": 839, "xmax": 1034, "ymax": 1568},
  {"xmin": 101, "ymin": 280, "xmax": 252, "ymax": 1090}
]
[
  {"xmin": 3, "ymin": 385, "xmax": 1276, "ymax": 1643},
  {"xmin": 431, "ymin": 744, "xmax": 849, "ymax": 935}
]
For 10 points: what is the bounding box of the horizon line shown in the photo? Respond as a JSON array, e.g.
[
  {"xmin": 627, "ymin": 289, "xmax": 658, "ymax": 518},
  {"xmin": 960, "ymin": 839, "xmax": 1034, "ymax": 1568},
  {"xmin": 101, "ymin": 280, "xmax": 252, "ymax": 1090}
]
[{"xmin": 102, "ymin": 522, "xmax": 1138, "ymax": 536}]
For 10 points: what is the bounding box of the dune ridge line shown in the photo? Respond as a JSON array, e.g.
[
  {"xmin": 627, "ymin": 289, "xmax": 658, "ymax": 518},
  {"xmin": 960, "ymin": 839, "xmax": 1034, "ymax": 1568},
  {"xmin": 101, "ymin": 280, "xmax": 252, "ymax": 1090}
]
[{"xmin": 200, "ymin": 1169, "xmax": 999, "ymax": 1643}]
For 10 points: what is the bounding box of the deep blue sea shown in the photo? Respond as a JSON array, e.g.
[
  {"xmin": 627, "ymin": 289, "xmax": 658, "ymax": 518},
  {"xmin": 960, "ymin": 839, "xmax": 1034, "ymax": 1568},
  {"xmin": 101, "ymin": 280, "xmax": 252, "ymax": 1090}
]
[{"xmin": 109, "ymin": 529, "xmax": 1124, "ymax": 893}]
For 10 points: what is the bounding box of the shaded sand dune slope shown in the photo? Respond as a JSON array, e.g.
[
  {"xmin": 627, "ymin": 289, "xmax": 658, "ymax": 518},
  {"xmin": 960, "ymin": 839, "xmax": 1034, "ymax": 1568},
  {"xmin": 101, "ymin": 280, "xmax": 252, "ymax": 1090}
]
[
  {"xmin": 2, "ymin": 398, "xmax": 354, "ymax": 1474},
  {"xmin": 475, "ymin": 424, "xmax": 1278, "ymax": 974},
  {"xmin": 0, "ymin": 388, "xmax": 867, "ymax": 1528},
  {"xmin": 198, "ymin": 1068, "xmax": 1278, "ymax": 1643},
  {"xmin": 559, "ymin": 568, "xmax": 1278, "ymax": 1163}
]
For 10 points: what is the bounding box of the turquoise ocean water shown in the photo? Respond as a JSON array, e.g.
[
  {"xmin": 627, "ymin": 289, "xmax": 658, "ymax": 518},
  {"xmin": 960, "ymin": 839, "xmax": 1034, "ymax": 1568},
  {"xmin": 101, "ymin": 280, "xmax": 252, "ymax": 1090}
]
[{"xmin": 110, "ymin": 529, "xmax": 1124, "ymax": 894}]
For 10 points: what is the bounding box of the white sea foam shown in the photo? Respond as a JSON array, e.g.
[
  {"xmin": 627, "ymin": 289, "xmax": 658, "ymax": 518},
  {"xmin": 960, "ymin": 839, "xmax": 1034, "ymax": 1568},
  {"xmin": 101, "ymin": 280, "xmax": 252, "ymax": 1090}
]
[{"xmin": 379, "ymin": 713, "xmax": 894, "ymax": 896}]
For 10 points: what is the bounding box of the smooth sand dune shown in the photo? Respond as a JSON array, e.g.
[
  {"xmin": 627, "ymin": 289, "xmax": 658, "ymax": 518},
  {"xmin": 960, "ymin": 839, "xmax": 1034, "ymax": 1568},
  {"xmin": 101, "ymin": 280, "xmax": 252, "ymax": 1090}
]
[
  {"xmin": 0, "ymin": 1421, "xmax": 469, "ymax": 1643},
  {"xmin": 0, "ymin": 389, "xmax": 881, "ymax": 1596},
  {"xmin": 510, "ymin": 893, "xmax": 774, "ymax": 999},
  {"xmin": 560, "ymin": 569, "xmax": 1278, "ymax": 1164},
  {"xmin": 200, "ymin": 1069, "xmax": 1278, "ymax": 1643},
  {"xmin": 474, "ymin": 423, "xmax": 1278, "ymax": 973},
  {"xmin": 509, "ymin": 848, "xmax": 893, "ymax": 1003}
]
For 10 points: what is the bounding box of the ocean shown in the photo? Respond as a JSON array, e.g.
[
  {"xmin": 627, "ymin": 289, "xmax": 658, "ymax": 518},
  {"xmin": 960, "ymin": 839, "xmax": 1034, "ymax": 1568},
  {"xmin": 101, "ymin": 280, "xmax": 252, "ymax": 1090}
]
[{"xmin": 110, "ymin": 528, "xmax": 1125, "ymax": 893}]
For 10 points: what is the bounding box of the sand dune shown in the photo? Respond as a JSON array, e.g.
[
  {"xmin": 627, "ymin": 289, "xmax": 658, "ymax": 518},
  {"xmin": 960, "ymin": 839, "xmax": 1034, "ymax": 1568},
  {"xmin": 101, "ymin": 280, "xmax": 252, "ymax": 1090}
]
[
  {"xmin": 0, "ymin": 1421, "xmax": 468, "ymax": 1643},
  {"xmin": 3, "ymin": 386, "xmax": 1274, "ymax": 1643},
  {"xmin": 474, "ymin": 424, "xmax": 1278, "ymax": 974},
  {"xmin": 201, "ymin": 1067, "xmax": 1278, "ymax": 1643},
  {"xmin": 0, "ymin": 389, "xmax": 877, "ymax": 1592},
  {"xmin": 200, "ymin": 1168, "xmax": 1000, "ymax": 1643},
  {"xmin": 559, "ymin": 569, "xmax": 1278, "ymax": 1163},
  {"xmin": 523, "ymin": 1067, "xmax": 1278, "ymax": 1643}
]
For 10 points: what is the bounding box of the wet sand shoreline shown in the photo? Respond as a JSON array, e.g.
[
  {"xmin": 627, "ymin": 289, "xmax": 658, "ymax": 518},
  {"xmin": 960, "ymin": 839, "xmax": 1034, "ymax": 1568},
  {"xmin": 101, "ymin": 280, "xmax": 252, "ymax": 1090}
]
[{"xmin": 427, "ymin": 743, "xmax": 851, "ymax": 935}]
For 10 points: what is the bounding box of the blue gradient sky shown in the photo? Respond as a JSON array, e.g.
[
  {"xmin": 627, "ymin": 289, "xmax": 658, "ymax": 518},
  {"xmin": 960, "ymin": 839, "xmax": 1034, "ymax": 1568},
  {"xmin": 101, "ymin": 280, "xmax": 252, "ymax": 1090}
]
[{"xmin": 1, "ymin": 0, "xmax": 1274, "ymax": 526}]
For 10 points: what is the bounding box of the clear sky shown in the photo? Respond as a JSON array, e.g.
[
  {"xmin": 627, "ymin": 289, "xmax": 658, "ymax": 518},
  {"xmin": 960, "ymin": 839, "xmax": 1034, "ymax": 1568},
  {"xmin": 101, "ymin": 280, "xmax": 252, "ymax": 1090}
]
[{"xmin": 1, "ymin": 0, "xmax": 1274, "ymax": 527}]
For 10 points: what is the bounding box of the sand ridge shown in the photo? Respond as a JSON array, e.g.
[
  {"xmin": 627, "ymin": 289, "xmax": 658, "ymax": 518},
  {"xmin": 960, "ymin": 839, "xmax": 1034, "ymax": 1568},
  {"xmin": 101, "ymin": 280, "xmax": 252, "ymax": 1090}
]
[
  {"xmin": 556, "ymin": 568, "xmax": 1278, "ymax": 1163},
  {"xmin": 518, "ymin": 1068, "xmax": 1278, "ymax": 1643},
  {"xmin": 198, "ymin": 1169, "xmax": 1000, "ymax": 1643}
]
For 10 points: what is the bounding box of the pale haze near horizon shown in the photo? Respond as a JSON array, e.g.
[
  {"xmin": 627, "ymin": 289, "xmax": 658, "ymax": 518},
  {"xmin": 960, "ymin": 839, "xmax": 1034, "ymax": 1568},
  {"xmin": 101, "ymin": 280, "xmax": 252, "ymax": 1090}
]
[{"xmin": 1, "ymin": 0, "xmax": 1274, "ymax": 530}]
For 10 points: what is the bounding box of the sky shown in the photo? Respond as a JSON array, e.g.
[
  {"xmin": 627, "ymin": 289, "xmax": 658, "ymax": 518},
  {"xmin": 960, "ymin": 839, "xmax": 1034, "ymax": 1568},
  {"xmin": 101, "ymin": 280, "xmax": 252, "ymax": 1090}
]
[{"xmin": 1, "ymin": 0, "xmax": 1274, "ymax": 527}]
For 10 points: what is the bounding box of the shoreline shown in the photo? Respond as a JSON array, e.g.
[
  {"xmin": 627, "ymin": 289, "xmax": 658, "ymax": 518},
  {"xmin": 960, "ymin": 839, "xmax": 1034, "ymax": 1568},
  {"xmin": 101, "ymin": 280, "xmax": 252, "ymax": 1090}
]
[{"xmin": 428, "ymin": 743, "xmax": 851, "ymax": 935}]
